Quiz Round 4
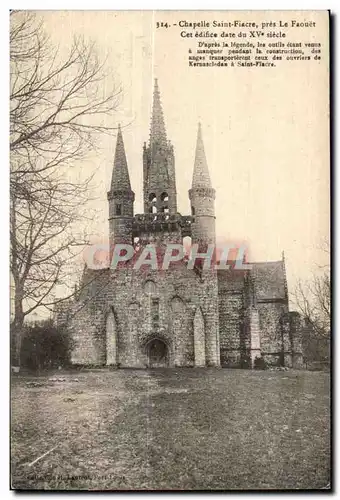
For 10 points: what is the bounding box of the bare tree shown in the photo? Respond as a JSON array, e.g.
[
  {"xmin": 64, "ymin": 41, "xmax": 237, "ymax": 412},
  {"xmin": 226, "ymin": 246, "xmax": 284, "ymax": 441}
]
[
  {"xmin": 10, "ymin": 11, "xmax": 122, "ymax": 365},
  {"xmin": 294, "ymin": 273, "xmax": 330, "ymax": 333},
  {"xmin": 291, "ymin": 240, "xmax": 330, "ymax": 366},
  {"xmin": 292, "ymin": 240, "xmax": 330, "ymax": 336}
]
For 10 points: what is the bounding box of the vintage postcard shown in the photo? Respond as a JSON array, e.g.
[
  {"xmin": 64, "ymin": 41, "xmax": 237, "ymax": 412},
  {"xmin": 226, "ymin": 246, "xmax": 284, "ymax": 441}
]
[{"xmin": 10, "ymin": 10, "xmax": 330, "ymax": 491}]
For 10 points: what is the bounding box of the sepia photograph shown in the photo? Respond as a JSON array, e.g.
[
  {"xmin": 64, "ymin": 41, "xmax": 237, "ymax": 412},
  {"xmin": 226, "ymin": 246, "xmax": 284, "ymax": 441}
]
[{"xmin": 10, "ymin": 10, "xmax": 330, "ymax": 491}]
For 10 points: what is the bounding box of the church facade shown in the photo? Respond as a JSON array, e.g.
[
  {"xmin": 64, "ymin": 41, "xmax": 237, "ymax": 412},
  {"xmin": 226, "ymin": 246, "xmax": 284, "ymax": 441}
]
[{"xmin": 56, "ymin": 80, "xmax": 303, "ymax": 369}]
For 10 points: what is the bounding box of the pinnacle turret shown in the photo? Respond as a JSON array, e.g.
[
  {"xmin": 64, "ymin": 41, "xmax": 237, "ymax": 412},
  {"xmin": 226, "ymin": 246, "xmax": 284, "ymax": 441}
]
[
  {"xmin": 108, "ymin": 124, "xmax": 134, "ymax": 247},
  {"xmin": 189, "ymin": 122, "xmax": 216, "ymax": 247},
  {"xmin": 110, "ymin": 124, "xmax": 131, "ymax": 191},
  {"xmin": 192, "ymin": 123, "xmax": 212, "ymax": 189}
]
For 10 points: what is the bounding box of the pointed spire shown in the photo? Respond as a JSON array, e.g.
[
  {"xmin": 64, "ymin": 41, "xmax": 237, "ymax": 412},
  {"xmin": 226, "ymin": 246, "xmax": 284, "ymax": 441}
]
[
  {"xmin": 192, "ymin": 123, "xmax": 212, "ymax": 188},
  {"xmin": 111, "ymin": 124, "xmax": 131, "ymax": 191},
  {"xmin": 149, "ymin": 78, "xmax": 167, "ymax": 147}
]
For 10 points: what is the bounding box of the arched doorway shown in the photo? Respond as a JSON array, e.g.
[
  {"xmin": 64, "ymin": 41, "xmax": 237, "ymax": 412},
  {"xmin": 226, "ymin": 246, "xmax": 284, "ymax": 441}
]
[{"xmin": 146, "ymin": 339, "xmax": 169, "ymax": 368}]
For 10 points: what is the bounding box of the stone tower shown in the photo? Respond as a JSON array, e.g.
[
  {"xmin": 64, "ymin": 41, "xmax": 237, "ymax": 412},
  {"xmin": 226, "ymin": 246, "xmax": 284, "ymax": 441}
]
[
  {"xmin": 107, "ymin": 124, "xmax": 135, "ymax": 247},
  {"xmin": 189, "ymin": 123, "xmax": 216, "ymax": 250},
  {"xmin": 135, "ymin": 79, "xmax": 182, "ymax": 249},
  {"xmin": 143, "ymin": 79, "xmax": 177, "ymax": 215},
  {"xmin": 188, "ymin": 123, "xmax": 220, "ymax": 366}
]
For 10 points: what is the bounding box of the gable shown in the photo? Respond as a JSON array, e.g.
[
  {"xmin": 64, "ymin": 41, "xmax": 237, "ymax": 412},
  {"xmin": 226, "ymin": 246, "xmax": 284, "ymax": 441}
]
[{"xmin": 252, "ymin": 261, "xmax": 287, "ymax": 301}]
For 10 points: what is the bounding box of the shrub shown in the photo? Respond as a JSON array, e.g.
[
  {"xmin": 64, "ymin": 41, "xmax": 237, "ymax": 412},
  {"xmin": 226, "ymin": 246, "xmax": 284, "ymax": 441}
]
[
  {"xmin": 254, "ymin": 356, "xmax": 268, "ymax": 370},
  {"xmin": 20, "ymin": 319, "xmax": 73, "ymax": 371},
  {"xmin": 240, "ymin": 357, "xmax": 251, "ymax": 369}
]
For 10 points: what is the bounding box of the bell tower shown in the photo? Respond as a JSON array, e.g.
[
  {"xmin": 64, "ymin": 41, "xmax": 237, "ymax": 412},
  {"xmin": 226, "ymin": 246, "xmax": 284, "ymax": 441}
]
[{"xmin": 143, "ymin": 79, "xmax": 177, "ymax": 215}]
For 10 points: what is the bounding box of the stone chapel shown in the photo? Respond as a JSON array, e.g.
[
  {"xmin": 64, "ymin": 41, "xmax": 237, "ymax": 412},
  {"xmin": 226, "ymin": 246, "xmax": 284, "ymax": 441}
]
[{"xmin": 55, "ymin": 79, "xmax": 303, "ymax": 369}]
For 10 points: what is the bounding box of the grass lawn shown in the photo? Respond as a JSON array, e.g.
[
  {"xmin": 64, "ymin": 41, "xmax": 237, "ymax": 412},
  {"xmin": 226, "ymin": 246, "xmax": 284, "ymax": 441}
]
[{"xmin": 11, "ymin": 368, "xmax": 330, "ymax": 491}]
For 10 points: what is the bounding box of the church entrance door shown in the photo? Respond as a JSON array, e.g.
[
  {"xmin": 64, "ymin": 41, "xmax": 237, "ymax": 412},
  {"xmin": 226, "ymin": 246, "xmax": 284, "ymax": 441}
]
[{"xmin": 147, "ymin": 339, "xmax": 169, "ymax": 368}]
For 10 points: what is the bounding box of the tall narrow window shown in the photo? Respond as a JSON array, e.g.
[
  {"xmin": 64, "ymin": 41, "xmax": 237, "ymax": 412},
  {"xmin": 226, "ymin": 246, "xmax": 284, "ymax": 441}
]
[
  {"xmin": 115, "ymin": 204, "xmax": 122, "ymax": 216},
  {"xmin": 133, "ymin": 237, "xmax": 140, "ymax": 251},
  {"xmin": 151, "ymin": 298, "xmax": 159, "ymax": 332},
  {"xmin": 160, "ymin": 192, "xmax": 169, "ymax": 214},
  {"xmin": 149, "ymin": 193, "xmax": 157, "ymax": 214}
]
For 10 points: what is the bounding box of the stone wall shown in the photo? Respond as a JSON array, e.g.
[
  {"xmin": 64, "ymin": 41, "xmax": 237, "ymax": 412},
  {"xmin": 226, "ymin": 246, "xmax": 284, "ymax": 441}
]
[
  {"xmin": 280, "ymin": 311, "xmax": 304, "ymax": 368},
  {"xmin": 257, "ymin": 301, "xmax": 289, "ymax": 366},
  {"xmin": 218, "ymin": 269, "xmax": 247, "ymax": 367},
  {"xmin": 64, "ymin": 258, "xmax": 303, "ymax": 370},
  {"xmin": 68, "ymin": 261, "xmax": 220, "ymax": 368}
]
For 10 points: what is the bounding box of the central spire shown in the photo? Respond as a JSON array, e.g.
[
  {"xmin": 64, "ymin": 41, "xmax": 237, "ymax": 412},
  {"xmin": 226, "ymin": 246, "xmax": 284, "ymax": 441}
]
[
  {"xmin": 149, "ymin": 78, "xmax": 167, "ymax": 147},
  {"xmin": 143, "ymin": 79, "xmax": 177, "ymax": 214}
]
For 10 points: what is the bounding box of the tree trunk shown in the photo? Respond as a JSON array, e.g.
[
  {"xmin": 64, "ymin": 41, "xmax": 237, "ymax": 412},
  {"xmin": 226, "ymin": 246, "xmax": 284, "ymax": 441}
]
[{"xmin": 12, "ymin": 292, "xmax": 24, "ymax": 368}]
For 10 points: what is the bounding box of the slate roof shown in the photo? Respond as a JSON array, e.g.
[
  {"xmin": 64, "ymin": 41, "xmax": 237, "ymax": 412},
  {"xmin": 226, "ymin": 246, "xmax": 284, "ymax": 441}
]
[
  {"xmin": 110, "ymin": 125, "xmax": 132, "ymax": 191},
  {"xmin": 252, "ymin": 260, "xmax": 287, "ymax": 301},
  {"xmin": 217, "ymin": 260, "xmax": 287, "ymax": 300},
  {"xmin": 192, "ymin": 123, "xmax": 212, "ymax": 189},
  {"xmin": 217, "ymin": 268, "xmax": 246, "ymax": 292}
]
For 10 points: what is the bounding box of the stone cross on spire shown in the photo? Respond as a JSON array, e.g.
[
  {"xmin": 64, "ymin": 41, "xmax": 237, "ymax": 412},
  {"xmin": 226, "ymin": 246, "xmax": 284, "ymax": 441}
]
[
  {"xmin": 110, "ymin": 124, "xmax": 131, "ymax": 191},
  {"xmin": 192, "ymin": 123, "xmax": 212, "ymax": 188},
  {"xmin": 149, "ymin": 78, "xmax": 167, "ymax": 147}
]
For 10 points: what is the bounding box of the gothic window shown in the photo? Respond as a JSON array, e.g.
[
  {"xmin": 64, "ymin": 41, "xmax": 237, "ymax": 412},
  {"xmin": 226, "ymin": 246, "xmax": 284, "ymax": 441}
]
[
  {"xmin": 149, "ymin": 193, "xmax": 157, "ymax": 214},
  {"xmin": 133, "ymin": 237, "xmax": 140, "ymax": 251},
  {"xmin": 191, "ymin": 206, "xmax": 196, "ymax": 223},
  {"xmin": 160, "ymin": 192, "xmax": 169, "ymax": 213},
  {"xmin": 171, "ymin": 296, "xmax": 184, "ymax": 313},
  {"xmin": 144, "ymin": 280, "xmax": 157, "ymax": 295},
  {"xmin": 115, "ymin": 204, "xmax": 122, "ymax": 216}
]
